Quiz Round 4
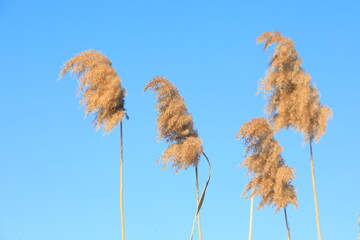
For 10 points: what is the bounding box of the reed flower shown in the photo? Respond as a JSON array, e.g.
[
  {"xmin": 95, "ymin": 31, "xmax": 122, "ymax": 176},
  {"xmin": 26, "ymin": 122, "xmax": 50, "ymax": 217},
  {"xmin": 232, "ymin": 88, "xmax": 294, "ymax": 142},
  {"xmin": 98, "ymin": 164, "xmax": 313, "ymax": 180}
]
[
  {"xmin": 144, "ymin": 76, "xmax": 203, "ymax": 172},
  {"xmin": 59, "ymin": 49, "xmax": 126, "ymax": 133},
  {"xmin": 258, "ymin": 31, "xmax": 332, "ymax": 240},
  {"xmin": 59, "ymin": 49, "xmax": 127, "ymax": 240},
  {"xmin": 236, "ymin": 117, "xmax": 297, "ymax": 212},
  {"xmin": 257, "ymin": 31, "xmax": 332, "ymax": 143},
  {"xmin": 145, "ymin": 76, "xmax": 210, "ymax": 240}
]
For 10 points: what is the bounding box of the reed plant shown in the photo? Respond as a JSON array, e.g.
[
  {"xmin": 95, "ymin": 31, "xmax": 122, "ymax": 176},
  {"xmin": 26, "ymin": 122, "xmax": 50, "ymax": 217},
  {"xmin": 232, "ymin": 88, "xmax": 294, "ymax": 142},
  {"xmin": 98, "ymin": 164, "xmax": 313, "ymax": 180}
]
[
  {"xmin": 144, "ymin": 76, "xmax": 211, "ymax": 240},
  {"xmin": 59, "ymin": 49, "xmax": 127, "ymax": 240},
  {"xmin": 258, "ymin": 31, "xmax": 332, "ymax": 240},
  {"xmin": 236, "ymin": 117, "xmax": 297, "ymax": 239}
]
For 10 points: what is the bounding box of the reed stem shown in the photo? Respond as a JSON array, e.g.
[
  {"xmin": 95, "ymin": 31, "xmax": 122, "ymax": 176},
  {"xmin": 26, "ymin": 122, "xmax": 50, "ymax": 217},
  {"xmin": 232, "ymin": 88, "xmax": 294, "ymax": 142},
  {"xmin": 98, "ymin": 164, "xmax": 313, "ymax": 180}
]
[
  {"xmin": 284, "ymin": 207, "xmax": 291, "ymax": 240},
  {"xmin": 120, "ymin": 121, "xmax": 125, "ymax": 240},
  {"xmin": 248, "ymin": 195, "xmax": 254, "ymax": 240},
  {"xmin": 195, "ymin": 167, "xmax": 203, "ymax": 240},
  {"xmin": 358, "ymin": 215, "xmax": 360, "ymax": 240},
  {"xmin": 310, "ymin": 141, "xmax": 322, "ymax": 240},
  {"xmin": 190, "ymin": 152, "xmax": 212, "ymax": 240}
]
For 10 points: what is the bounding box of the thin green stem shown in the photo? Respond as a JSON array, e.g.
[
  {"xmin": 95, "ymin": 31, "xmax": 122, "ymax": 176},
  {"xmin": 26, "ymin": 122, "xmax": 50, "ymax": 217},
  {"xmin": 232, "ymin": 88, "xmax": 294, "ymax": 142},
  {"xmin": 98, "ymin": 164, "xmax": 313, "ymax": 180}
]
[
  {"xmin": 310, "ymin": 141, "xmax": 322, "ymax": 240},
  {"xmin": 190, "ymin": 152, "xmax": 212, "ymax": 240},
  {"xmin": 248, "ymin": 194, "xmax": 254, "ymax": 240},
  {"xmin": 120, "ymin": 121, "xmax": 125, "ymax": 240},
  {"xmin": 195, "ymin": 167, "xmax": 203, "ymax": 240},
  {"xmin": 284, "ymin": 207, "xmax": 291, "ymax": 240}
]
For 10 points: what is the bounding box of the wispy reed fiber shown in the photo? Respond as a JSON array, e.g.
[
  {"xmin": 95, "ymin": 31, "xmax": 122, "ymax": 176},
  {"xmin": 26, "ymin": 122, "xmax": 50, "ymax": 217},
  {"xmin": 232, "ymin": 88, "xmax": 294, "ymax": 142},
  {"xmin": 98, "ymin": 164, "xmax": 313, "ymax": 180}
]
[
  {"xmin": 144, "ymin": 76, "xmax": 203, "ymax": 172},
  {"xmin": 59, "ymin": 49, "xmax": 126, "ymax": 133},
  {"xmin": 59, "ymin": 49, "xmax": 127, "ymax": 240},
  {"xmin": 257, "ymin": 31, "xmax": 332, "ymax": 143},
  {"xmin": 236, "ymin": 117, "xmax": 297, "ymax": 212},
  {"xmin": 258, "ymin": 31, "xmax": 332, "ymax": 240},
  {"xmin": 145, "ymin": 76, "xmax": 211, "ymax": 240}
]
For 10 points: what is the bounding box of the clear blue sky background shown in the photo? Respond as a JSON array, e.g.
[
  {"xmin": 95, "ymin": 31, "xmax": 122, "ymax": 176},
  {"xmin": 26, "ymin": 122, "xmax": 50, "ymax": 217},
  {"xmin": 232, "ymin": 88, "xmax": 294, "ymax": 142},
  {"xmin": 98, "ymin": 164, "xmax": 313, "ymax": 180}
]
[{"xmin": 0, "ymin": 0, "xmax": 359, "ymax": 239}]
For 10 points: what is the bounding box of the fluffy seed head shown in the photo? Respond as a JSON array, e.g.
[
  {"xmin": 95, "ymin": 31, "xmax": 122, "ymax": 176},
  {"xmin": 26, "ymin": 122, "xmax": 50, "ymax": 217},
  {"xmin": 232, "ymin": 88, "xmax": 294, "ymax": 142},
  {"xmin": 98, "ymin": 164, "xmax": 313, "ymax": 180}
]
[
  {"xmin": 144, "ymin": 76, "xmax": 203, "ymax": 172},
  {"xmin": 258, "ymin": 31, "xmax": 332, "ymax": 143},
  {"xmin": 236, "ymin": 117, "xmax": 297, "ymax": 212},
  {"xmin": 59, "ymin": 49, "xmax": 126, "ymax": 133}
]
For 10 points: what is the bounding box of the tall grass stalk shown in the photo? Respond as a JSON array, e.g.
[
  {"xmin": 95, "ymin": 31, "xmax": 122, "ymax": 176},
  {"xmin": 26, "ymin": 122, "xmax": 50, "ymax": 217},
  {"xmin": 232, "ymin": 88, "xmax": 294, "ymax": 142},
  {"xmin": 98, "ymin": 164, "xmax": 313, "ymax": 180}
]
[
  {"xmin": 257, "ymin": 31, "xmax": 332, "ymax": 239},
  {"xmin": 248, "ymin": 195, "xmax": 254, "ymax": 240},
  {"xmin": 144, "ymin": 77, "xmax": 211, "ymax": 240},
  {"xmin": 284, "ymin": 207, "xmax": 291, "ymax": 240},
  {"xmin": 195, "ymin": 167, "xmax": 202, "ymax": 240},
  {"xmin": 190, "ymin": 152, "xmax": 211, "ymax": 240},
  {"xmin": 310, "ymin": 141, "xmax": 322, "ymax": 240},
  {"xmin": 358, "ymin": 215, "xmax": 360, "ymax": 240},
  {"xmin": 120, "ymin": 121, "xmax": 125, "ymax": 240},
  {"xmin": 236, "ymin": 118, "xmax": 297, "ymax": 238},
  {"xmin": 59, "ymin": 49, "xmax": 127, "ymax": 240}
]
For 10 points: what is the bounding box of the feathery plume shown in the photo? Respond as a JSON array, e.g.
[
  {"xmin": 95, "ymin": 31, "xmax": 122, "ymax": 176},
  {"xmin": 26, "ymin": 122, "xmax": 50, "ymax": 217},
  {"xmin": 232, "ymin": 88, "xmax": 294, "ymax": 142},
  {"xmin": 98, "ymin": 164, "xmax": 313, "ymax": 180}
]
[
  {"xmin": 59, "ymin": 49, "xmax": 126, "ymax": 133},
  {"xmin": 236, "ymin": 117, "xmax": 297, "ymax": 212},
  {"xmin": 59, "ymin": 49, "xmax": 127, "ymax": 240},
  {"xmin": 258, "ymin": 31, "xmax": 332, "ymax": 240},
  {"xmin": 257, "ymin": 31, "xmax": 332, "ymax": 143},
  {"xmin": 144, "ymin": 76, "xmax": 203, "ymax": 172}
]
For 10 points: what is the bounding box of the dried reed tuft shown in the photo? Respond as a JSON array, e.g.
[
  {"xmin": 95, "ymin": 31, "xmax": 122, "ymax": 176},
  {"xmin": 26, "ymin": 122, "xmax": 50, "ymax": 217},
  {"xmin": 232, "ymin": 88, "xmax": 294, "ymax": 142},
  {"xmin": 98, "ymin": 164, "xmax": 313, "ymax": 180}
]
[
  {"xmin": 59, "ymin": 49, "xmax": 127, "ymax": 240},
  {"xmin": 145, "ymin": 76, "xmax": 211, "ymax": 240},
  {"xmin": 258, "ymin": 31, "xmax": 332, "ymax": 240},
  {"xmin": 144, "ymin": 76, "xmax": 203, "ymax": 172},
  {"xmin": 236, "ymin": 117, "xmax": 297, "ymax": 212},
  {"xmin": 257, "ymin": 31, "xmax": 332, "ymax": 143},
  {"xmin": 59, "ymin": 49, "xmax": 126, "ymax": 133}
]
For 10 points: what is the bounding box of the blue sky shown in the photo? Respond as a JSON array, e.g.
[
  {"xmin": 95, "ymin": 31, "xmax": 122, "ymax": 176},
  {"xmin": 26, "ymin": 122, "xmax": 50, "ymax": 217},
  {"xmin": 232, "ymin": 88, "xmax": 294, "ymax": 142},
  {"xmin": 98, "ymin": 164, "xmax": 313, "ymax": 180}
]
[{"xmin": 0, "ymin": 0, "xmax": 359, "ymax": 239}]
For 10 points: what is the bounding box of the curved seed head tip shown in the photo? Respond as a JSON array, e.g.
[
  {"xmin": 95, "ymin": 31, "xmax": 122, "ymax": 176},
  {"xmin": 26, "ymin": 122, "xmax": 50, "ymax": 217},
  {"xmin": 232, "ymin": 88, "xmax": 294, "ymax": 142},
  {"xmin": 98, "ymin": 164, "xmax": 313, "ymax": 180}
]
[
  {"xmin": 144, "ymin": 76, "xmax": 203, "ymax": 172},
  {"xmin": 59, "ymin": 49, "xmax": 126, "ymax": 134},
  {"xmin": 238, "ymin": 117, "xmax": 297, "ymax": 212}
]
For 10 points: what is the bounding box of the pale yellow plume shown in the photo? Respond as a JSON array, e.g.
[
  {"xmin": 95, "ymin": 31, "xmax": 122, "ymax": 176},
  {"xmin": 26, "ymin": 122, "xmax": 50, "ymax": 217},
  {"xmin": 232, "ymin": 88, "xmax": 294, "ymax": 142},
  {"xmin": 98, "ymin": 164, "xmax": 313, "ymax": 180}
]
[
  {"xmin": 258, "ymin": 31, "xmax": 332, "ymax": 143},
  {"xmin": 59, "ymin": 49, "xmax": 126, "ymax": 133},
  {"xmin": 236, "ymin": 117, "xmax": 297, "ymax": 212},
  {"xmin": 144, "ymin": 76, "xmax": 203, "ymax": 172}
]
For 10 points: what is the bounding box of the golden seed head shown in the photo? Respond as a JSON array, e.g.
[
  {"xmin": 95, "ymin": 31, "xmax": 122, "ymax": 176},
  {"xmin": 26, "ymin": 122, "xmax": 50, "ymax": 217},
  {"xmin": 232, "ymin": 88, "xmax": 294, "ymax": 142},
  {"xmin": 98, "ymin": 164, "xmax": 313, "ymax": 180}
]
[
  {"xmin": 236, "ymin": 117, "xmax": 297, "ymax": 211},
  {"xmin": 144, "ymin": 76, "xmax": 203, "ymax": 172},
  {"xmin": 258, "ymin": 31, "xmax": 332, "ymax": 143},
  {"xmin": 59, "ymin": 49, "xmax": 126, "ymax": 133}
]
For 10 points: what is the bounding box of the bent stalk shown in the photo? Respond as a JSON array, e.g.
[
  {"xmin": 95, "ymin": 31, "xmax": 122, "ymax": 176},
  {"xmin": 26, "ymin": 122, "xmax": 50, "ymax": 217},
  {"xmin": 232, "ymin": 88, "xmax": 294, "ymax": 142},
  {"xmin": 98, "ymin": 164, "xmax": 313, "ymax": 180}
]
[
  {"xmin": 190, "ymin": 152, "xmax": 212, "ymax": 240},
  {"xmin": 310, "ymin": 141, "xmax": 322, "ymax": 240}
]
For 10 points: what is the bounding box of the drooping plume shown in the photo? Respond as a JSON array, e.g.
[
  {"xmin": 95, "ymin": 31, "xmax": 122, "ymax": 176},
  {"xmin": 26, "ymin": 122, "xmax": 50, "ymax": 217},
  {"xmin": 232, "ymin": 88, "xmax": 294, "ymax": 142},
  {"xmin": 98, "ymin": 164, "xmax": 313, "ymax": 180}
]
[
  {"xmin": 59, "ymin": 49, "xmax": 126, "ymax": 133},
  {"xmin": 236, "ymin": 117, "xmax": 297, "ymax": 212},
  {"xmin": 144, "ymin": 76, "xmax": 203, "ymax": 172},
  {"xmin": 258, "ymin": 31, "xmax": 332, "ymax": 143}
]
